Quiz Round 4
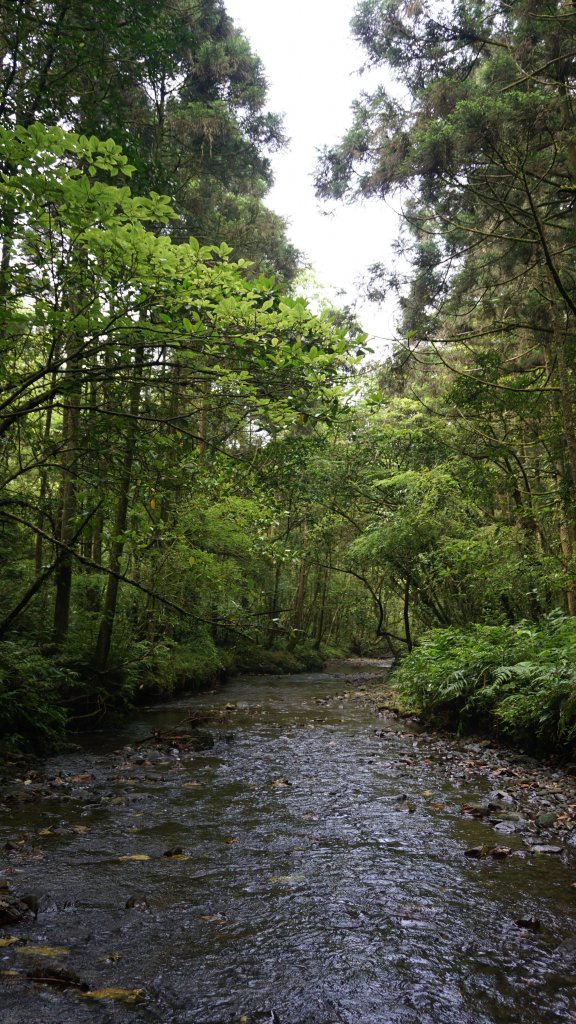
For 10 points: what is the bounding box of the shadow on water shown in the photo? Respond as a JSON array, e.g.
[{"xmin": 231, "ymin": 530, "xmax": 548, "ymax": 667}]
[{"xmin": 1, "ymin": 660, "xmax": 576, "ymax": 1023}]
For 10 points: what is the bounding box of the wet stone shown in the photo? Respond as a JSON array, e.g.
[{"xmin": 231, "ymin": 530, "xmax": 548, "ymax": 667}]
[
  {"xmin": 27, "ymin": 964, "xmax": 88, "ymax": 990},
  {"xmin": 0, "ymin": 898, "xmax": 33, "ymax": 926},
  {"xmin": 536, "ymin": 811, "xmax": 558, "ymax": 828},
  {"xmin": 125, "ymin": 893, "xmax": 149, "ymax": 909},
  {"xmin": 529, "ymin": 844, "xmax": 564, "ymax": 855},
  {"xmin": 516, "ymin": 916, "xmax": 541, "ymax": 932}
]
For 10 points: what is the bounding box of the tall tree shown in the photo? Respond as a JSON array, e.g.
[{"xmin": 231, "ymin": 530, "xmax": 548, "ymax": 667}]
[{"xmin": 316, "ymin": 0, "xmax": 576, "ymax": 614}]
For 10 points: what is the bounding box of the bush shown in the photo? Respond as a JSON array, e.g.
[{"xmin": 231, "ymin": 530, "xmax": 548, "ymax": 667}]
[
  {"xmin": 393, "ymin": 611, "xmax": 576, "ymax": 751},
  {"xmin": 0, "ymin": 641, "xmax": 77, "ymax": 756},
  {"xmin": 231, "ymin": 642, "xmax": 325, "ymax": 675},
  {"xmin": 135, "ymin": 633, "xmax": 225, "ymax": 700}
]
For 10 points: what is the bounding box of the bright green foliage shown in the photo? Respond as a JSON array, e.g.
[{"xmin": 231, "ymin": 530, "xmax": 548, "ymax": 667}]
[
  {"xmin": 311, "ymin": 0, "xmax": 576, "ymax": 746},
  {"xmin": 395, "ymin": 613, "xmax": 576, "ymax": 750},
  {"xmin": 0, "ymin": 0, "xmax": 297, "ymax": 278},
  {"xmin": 0, "ymin": 119, "xmax": 360, "ymax": 750}
]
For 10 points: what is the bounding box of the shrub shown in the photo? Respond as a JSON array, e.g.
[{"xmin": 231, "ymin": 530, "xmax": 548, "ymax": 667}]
[
  {"xmin": 0, "ymin": 641, "xmax": 77, "ymax": 756},
  {"xmin": 393, "ymin": 611, "xmax": 576, "ymax": 751}
]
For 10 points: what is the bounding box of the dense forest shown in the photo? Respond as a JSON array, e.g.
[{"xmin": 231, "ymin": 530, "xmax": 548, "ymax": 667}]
[{"xmin": 2, "ymin": 0, "xmax": 576, "ymax": 758}]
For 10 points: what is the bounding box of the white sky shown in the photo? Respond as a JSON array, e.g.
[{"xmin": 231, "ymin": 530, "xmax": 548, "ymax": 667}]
[{"xmin": 224, "ymin": 0, "xmax": 401, "ymax": 355}]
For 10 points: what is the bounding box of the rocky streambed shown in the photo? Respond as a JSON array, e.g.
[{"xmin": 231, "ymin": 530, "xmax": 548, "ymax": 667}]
[{"xmin": 1, "ymin": 660, "xmax": 576, "ymax": 1023}]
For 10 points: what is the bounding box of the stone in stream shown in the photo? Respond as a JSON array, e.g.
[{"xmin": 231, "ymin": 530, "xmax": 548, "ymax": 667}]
[
  {"xmin": 536, "ymin": 811, "xmax": 558, "ymax": 828},
  {"xmin": 0, "ymin": 897, "xmax": 34, "ymax": 926},
  {"xmin": 492, "ymin": 821, "xmax": 518, "ymax": 834},
  {"xmin": 464, "ymin": 844, "xmax": 513, "ymax": 860},
  {"xmin": 461, "ymin": 803, "xmax": 491, "ymax": 818},
  {"xmin": 27, "ymin": 964, "xmax": 88, "ymax": 991},
  {"xmin": 529, "ymin": 844, "xmax": 564, "ymax": 855},
  {"xmin": 125, "ymin": 893, "xmax": 149, "ymax": 910},
  {"xmin": 464, "ymin": 846, "xmax": 491, "ymax": 859},
  {"xmin": 516, "ymin": 915, "xmax": 541, "ymax": 932}
]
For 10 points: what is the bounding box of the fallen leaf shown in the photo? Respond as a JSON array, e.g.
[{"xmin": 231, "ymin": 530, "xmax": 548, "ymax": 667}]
[
  {"xmin": 16, "ymin": 945, "xmax": 69, "ymax": 957},
  {"xmin": 70, "ymin": 825, "xmax": 91, "ymax": 835},
  {"xmin": 224, "ymin": 837, "xmax": 237, "ymax": 845},
  {"xmin": 271, "ymin": 778, "xmax": 292, "ymax": 788},
  {"xmin": 200, "ymin": 913, "xmax": 227, "ymax": 923},
  {"xmin": 0, "ymin": 937, "xmax": 20, "ymax": 947},
  {"xmin": 117, "ymin": 854, "xmax": 151, "ymax": 862},
  {"xmin": 83, "ymin": 987, "xmax": 144, "ymax": 1003},
  {"xmin": 37, "ymin": 828, "xmax": 52, "ymax": 836},
  {"xmin": 183, "ymin": 781, "xmax": 201, "ymax": 788}
]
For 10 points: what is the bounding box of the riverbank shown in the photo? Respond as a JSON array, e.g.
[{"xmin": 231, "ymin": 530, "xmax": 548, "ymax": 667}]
[
  {"xmin": 331, "ymin": 668, "xmax": 576, "ymax": 850},
  {"xmin": 0, "ymin": 639, "xmax": 329, "ymax": 762}
]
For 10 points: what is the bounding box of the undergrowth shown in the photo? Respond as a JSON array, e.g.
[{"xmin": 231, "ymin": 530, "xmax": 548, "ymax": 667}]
[
  {"xmin": 0, "ymin": 634, "xmax": 327, "ymax": 758},
  {"xmin": 394, "ymin": 611, "xmax": 576, "ymax": 751},
  {"xmin": 0, "ymin": 641, "xmax": 77, "ymax": 757}
]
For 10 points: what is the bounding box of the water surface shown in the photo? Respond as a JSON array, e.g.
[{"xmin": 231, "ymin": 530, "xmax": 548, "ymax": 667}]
[{"xmin": 1, "ymin": 662, "xmax": 575, "ymax": 1023}]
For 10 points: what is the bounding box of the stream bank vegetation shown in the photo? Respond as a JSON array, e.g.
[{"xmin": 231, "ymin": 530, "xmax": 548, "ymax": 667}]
[
  {"xmin": 3, "ymin": 0, "xmax": 576, "ymax": 760},
  {"xmin": 315, "ymin": 0, "xmax": 576, "ymax": 754}
]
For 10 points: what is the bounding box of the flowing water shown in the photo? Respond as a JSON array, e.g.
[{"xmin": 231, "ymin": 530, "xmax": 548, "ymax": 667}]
[{"xmin": 1, "ymin": 661, "xmax": 576, "ymax": 1024}]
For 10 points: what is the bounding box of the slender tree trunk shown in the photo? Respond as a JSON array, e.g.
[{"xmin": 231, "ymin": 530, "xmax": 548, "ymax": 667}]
[
  {"xmin": 315, "ymin": 568, "xmax": 329, "ymax": 649},
  {"xmin": 292, "ymin": 518, "xmax": 309, "ymax": 635},
  {"xmin": 35, "ymin": 387, "xmax": 56, "ymax": 576},
  {"xmin": 52, "ymin": 342, "xmax": 82, "ymax": 646},
  {"xmin": 543, "ymin": 321, "xmax": 576, "ymax": 614},
  {"xmin": 403, "ymin": 575, "xmax": 412, "ymax": 653},
  {"xmin": 548, "ymin": 293, "xmax": 576, "ymax": 501},
  {"xmin": 93, "ymin": 348, "xmax": 143, "ymax": 672}
]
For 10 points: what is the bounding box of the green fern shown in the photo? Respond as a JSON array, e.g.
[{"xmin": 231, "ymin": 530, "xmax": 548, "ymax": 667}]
[{"xmin": 393, "ymin": 612, "xmax": 576, "ymax": 751}]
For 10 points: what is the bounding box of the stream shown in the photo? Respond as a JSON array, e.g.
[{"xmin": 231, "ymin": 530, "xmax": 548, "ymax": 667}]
[{"xmin": 1, "ymin": 660, "xmax": 576, "ymax": 1024}]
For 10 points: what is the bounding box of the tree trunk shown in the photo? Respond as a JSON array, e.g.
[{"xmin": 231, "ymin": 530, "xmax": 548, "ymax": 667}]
[
  {"xmin": 52, "ymin": 344, "xmax": 81, "ymax": 646},
  {"xmin": 93, "ymin": 348, "xmax": 143, "ymax": 671}
]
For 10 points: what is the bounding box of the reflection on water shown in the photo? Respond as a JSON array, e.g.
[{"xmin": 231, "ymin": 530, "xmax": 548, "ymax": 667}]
[{"xmin": 1, "ymin": 662, "xmax": 576, "ymax": 1023}]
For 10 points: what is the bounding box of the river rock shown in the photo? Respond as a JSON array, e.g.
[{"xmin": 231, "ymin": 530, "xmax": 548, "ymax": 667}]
[
  {"xmin": 536, "ymin": 811, "xmax": 558, "ymax": 828},
  {"xmin": 27, "ymin": 964, "xmax": 88, "ymax": 990},
  {"xmin": 529, "ymin": 844, "xmax": 564, "ymax": 855},
  {"xmin": 516, "ymin": 915, "xmax": 540, "ymax": 931},
  {"xmin": 125, "ymin": 893, "xmax": 149, "ymax": 909},
  {"xmin": 0, "ymin": 897, "xmax": 32, "ymax": 926}
]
